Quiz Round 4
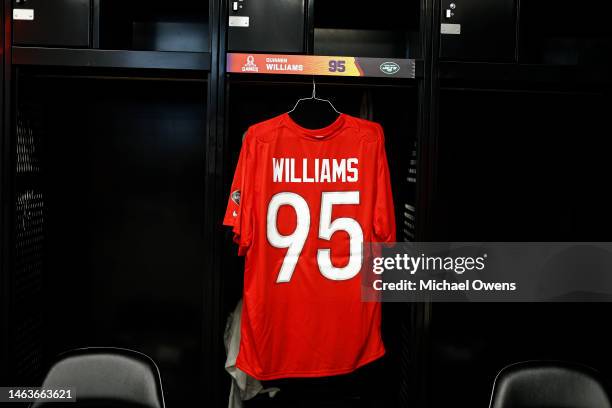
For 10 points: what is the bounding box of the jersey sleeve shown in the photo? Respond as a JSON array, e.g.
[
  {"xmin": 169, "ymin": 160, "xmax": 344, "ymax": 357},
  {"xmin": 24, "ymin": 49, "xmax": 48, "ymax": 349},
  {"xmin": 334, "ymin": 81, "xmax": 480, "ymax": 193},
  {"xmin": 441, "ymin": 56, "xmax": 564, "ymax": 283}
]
[
  {"xmin": 373, "ymin": 124, "xmax": 396, "ymax": 243},
  {"xmin": 223, "ymin": 130, "xmax": 255, "ymax": 255}
]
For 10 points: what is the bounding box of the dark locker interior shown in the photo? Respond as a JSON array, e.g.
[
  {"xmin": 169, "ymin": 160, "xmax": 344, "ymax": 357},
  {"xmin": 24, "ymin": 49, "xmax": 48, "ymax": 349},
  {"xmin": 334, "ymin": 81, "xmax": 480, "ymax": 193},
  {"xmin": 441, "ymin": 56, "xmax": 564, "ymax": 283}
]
[
  {"xmin": 97, "ymin": 0, "xmax": 210, "ymax": 52},
  {"xmin": 431, "ymin": 84, "xmax": 612, "ymax": 408},
  {"xmin": 4, "ymin": 0, "xmax": 215, "ymax": 405},
  {"xmin": 519, "ymin": 0, "xmax": 612, "ymax": 65},
  {"xmin": 435, "ymin": 86, "xmax": 612, "ymax": 242},
  {"xmin": 14, "ymin": 70, "xmax": 208, "ymax": 406},
  {"xmin": 430, "ymin": 0, "xmax": 612, "ymax": 406},
  {"xmin": 311, "ymin": 0, "xmax": 420, "ymax": 58},
  {"xmin": 2, "ymin": 0, "xmax": 612, "ymax": 407}
]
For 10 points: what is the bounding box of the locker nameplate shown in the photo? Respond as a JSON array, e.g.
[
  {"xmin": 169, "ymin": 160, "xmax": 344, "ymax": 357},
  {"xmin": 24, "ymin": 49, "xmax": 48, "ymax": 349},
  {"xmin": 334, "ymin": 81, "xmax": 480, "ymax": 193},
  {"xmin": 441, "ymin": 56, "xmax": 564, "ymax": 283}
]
[
  {"xmin": 13, "ymin": 8, "xmax": 34, "ymax": 21},
  {"xmin": 229, "ymin": 16, "xmax": 249, "ymax": 27},
  {"xmin": 227, "ymin": 53, "xmax": 416, "ymax": 79},
  {"xmin": 441, "ymin": 23, "xmax": 461, "ymax": 35}
]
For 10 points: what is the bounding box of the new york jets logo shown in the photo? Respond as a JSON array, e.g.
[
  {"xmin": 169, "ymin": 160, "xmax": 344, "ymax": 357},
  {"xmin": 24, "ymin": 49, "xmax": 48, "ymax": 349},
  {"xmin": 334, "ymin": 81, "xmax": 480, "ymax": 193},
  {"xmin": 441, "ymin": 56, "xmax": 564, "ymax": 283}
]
[{"xmin": 380, "ymin": 61, "xmax": 400, "ymax": 75}]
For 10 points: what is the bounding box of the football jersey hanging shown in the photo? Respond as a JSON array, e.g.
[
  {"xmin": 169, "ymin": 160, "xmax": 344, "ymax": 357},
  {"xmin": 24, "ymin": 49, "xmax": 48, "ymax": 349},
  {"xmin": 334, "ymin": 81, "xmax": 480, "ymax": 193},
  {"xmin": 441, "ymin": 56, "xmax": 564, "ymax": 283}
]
[{"xmin": 223, "ymin": 112, "xmax": 396, "ymax": 380}]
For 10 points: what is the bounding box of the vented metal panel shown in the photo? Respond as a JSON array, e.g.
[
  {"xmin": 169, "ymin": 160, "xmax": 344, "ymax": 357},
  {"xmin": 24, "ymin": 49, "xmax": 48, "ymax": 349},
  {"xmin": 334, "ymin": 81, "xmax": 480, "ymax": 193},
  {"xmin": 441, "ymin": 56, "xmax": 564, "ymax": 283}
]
[
  {"xmin": 398, "ymin": 142, "xmax": 420, "ymax": 407},
  {"xmin": 16, "ymin": 108, "xmax": 42, "ymax": 174},
  {"xmin": 402, "ymin": 140, "xmax": 418, "ymax": 242},
  {"xmin": 11, "ymin": 97, "xmax": 45, "ymax": 384}
]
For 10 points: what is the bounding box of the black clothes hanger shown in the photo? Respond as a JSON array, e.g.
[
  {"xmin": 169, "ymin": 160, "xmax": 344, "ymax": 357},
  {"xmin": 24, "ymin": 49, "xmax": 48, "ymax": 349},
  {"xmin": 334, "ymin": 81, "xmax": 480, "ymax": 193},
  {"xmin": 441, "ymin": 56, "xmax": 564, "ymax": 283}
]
[{"xmin": 288, "ymin": 77, "xmax": 340, "ymax": 130}]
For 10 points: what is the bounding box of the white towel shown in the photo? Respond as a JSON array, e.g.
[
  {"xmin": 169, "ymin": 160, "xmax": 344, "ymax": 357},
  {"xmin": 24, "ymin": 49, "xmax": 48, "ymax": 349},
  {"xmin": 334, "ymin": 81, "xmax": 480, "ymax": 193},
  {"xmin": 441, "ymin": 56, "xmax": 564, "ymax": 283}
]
[{"xmin": 225, "ymin": 299, "xmax": 280, "ymax": 408}]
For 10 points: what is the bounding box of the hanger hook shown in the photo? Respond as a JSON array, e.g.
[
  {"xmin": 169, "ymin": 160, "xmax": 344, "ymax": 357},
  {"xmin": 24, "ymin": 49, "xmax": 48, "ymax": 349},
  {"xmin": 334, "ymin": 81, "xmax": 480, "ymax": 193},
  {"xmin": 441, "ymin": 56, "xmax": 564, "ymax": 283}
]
[{"xmin": 312, "ymin": 76, "xmax": 316, "ymax": 99}]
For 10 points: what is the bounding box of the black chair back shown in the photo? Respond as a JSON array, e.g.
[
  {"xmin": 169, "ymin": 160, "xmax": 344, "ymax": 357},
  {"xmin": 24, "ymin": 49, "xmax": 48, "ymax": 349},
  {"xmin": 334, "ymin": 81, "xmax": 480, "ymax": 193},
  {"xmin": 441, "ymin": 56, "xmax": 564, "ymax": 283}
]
[
  {"xmin": 490, "ymin": 361, "xmax": 611, "ymax": 408},
  {"xmin": 31, "ymin": 347, "xmax": 165, "ymax": 408}
]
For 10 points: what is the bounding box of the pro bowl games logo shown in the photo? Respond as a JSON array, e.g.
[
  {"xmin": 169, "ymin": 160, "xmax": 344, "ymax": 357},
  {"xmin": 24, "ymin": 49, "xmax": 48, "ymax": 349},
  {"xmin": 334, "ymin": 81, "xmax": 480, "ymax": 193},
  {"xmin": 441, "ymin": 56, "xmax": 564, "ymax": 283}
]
[
  {"xmin": 380, "ymin": 61, "xmax": 400, "ymax": 75},
  {"xmin": 231, "ymin": 190, "xmax": 241, "ymax": 205},
  {"xmin": 242, "ymin": 55, "xmax": 259, "ymax": 72}
]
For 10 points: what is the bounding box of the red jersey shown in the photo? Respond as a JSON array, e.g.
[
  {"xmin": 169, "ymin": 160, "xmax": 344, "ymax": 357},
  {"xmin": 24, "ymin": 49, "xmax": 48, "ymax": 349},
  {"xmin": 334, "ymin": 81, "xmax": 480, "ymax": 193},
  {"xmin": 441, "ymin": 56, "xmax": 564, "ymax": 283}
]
[{"xmin": 223, "ymin": 113, "xmax": 396, "ymax": 380}]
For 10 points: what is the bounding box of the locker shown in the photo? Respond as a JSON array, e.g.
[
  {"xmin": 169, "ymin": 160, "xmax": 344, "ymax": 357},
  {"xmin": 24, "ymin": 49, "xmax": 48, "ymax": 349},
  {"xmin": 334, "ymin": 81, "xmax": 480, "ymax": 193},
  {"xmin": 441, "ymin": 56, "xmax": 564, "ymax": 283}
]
[
  {"xmin": 439, "ymin": 0, "xmax": 516, "ymax": 62},
  {"xmin": 13, "ymin": 0, "xmax": 90, "ymax": 47},
  {"xmin": 227, "ymin": 0, "xmax": 305, "ymax": 53}
]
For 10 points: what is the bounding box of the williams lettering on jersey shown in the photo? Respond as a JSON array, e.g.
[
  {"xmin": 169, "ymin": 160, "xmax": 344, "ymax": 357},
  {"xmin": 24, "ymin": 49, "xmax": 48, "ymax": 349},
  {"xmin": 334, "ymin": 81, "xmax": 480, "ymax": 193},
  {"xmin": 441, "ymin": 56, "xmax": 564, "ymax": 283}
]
[{"xmin": 272, "ymin": 158, "xmax": 359, "ymax": 183}]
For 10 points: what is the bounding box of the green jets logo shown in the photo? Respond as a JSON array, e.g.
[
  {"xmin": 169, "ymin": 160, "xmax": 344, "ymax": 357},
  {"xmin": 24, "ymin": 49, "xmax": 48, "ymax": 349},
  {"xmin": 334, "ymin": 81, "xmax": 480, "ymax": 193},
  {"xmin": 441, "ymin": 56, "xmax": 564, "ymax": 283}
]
[{"xmin": 380, "ymin": 62, "xmax": 400, "ymax": 75}]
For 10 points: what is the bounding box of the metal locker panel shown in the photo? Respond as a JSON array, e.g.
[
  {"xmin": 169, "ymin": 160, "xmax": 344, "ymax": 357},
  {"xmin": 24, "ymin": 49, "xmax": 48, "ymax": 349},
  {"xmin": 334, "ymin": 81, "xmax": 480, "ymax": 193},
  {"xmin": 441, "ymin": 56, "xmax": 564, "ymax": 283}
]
[
  {"xmin": 440, "ymin": 0, "xmax": 516, "ymax": 62},
  {"xmin": 227, "ymin": 0, "xmax": 305, "ymax": 53},
  {"xmin": 13, "ymin": 0, "xmax": 90, "ymax": 47}
]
